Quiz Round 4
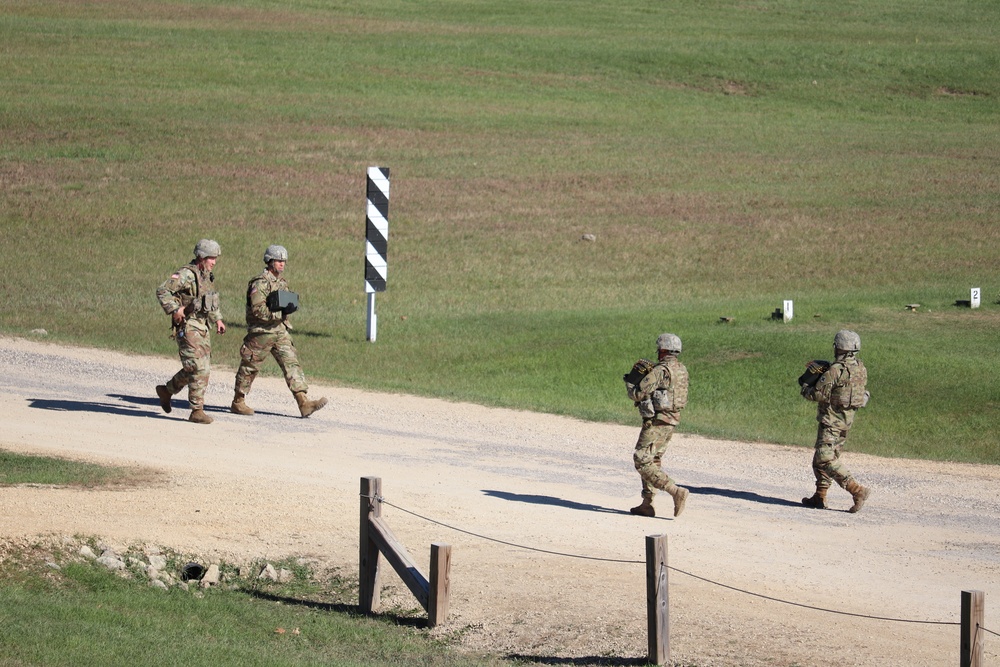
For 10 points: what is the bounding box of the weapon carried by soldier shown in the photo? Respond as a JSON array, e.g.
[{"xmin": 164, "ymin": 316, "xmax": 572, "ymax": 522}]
[
  {"xmin": 624, "ymin": 358, "xmax": 654, "ymax": 386},
  {"xmin": 798, "ymin": 359, "xmax": 830, "ymax": 388}
]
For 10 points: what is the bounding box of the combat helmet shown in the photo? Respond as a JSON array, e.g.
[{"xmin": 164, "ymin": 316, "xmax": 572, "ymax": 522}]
[
  {"xmin": 264, "ymin": 244, "xmax": 289, "ymax": 263},
  {"xmin": 193, "ymin": 239, "xmax": 221, "ymax": 259},
  {"xmin": 656, "ymin": 333, "xmax": 682, "ymax": 354},
  {"xmin": 834, "ymin": 329, "xmax": 861, "ymax": 352}
]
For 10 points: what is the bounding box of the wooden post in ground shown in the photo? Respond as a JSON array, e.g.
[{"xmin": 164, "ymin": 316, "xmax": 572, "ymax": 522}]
[
  {"xmin": 646, "ymin": 534, "xmax": 670, "ymax": 665},
  {"xmin": 428, "ymin": 543, "xmax": 452, "ymax": 628},
  {"xmin": 960, "ymin": 590, "xmax": 985, "ymax": 667},
  {"xmin": 359, "ymin": 476, "xmax": 382, "ymax": 614}
]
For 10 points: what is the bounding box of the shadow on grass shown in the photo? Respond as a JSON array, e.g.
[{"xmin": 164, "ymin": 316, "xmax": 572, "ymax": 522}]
[
  {"xmin": 225, "ymin": 322, "xmax": 333, "ymax": 338},
  {"xmin": 481, "ymin": 490, "xmax": 631, "ymax": 517},
  {"xmin": 686, "ymin": 485, "xmax": 800, "ymax": 508},
  {"xmin": 244, "ymin": 590, "xmax": 427, "ymax": 628}
]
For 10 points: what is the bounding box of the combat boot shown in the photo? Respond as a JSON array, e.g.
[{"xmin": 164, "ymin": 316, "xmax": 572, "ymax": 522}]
[
  {"xmin": 294, "ymin": 391, "xmax": 328, "ymax": 418},
  {"xmin": 155, "ymin": 385, "xmax": 173, "ymax": 414},
  {"xmin": 802, "ymin": 486, "xmax": 828, "ymax": 509},
  {"xmin": 845, "ymin": 479, "xmax": 870, "ymax": 513},
  {"xmin": 230, "ymin": 393, "xmax": 254, "ymax": 416},
  {"xmin": 629, "ymin": 497, "xmax": 655, "ymax": 517},
  {"xmin": 665, "ymin": 482, "xmax": 690, "ymax": 517},
  {"xmin": 188, "ymin": 409, "xmax": 213, "ymax": 425}
]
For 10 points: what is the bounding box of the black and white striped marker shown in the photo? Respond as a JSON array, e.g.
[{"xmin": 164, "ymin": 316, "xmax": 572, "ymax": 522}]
[{"xmin": 365, "ymin": 167, "xmax": 389, "ymax": 341}]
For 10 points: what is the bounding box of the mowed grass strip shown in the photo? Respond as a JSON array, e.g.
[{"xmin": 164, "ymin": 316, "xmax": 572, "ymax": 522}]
[
  {"xmin": 0, "ymin": 449, "xmax": 160, "ymax": 488},
  {"xmin": 0, "ymin": 540, "xmax": 511, "ymax": 667},
  {"xmin": 1, "ymin": 0, "xmax": 998, "ymax": 462}
]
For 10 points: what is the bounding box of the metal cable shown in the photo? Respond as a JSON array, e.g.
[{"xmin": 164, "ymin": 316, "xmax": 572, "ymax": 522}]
[
  {"xmin": 378, "ymin": 496, "xmax": 641, "ymax": 564},
  {"xmin": 368, "ymin": 494, "xmax": 961, "ymax": 627}
]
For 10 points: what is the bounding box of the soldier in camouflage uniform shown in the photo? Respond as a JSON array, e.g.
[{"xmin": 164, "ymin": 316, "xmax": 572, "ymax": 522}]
[
  {"xmin": 801, "ymin": 330, "xmax": 871, "ymax": 513},
  {"xmin": 230, "ymin": 245, "xmax": 327, "ymax": 418},
  {"xmin": 155, "ymin": 239, "xmax": 227, "ymax": 424},
  {"xmin": 625, "ymin": 333, "xmax": 691, "ymax": 518}
]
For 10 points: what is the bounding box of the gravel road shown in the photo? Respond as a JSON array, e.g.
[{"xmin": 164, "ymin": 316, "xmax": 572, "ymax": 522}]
[{"xmin": 1, "ymin": 336, "xmax": 998, "ymax": 666}]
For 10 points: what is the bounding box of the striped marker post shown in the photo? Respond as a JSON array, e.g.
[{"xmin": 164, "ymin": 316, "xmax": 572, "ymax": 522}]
[{"xmin": 365, "ymin": 167, "xmax": 389, "ymax": 342}]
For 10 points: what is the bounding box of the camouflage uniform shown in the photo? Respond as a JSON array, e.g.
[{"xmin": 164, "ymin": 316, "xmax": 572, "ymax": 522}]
[
  {"xmin": 156, "ymin": 263, "xmax": 222, "ymax": 412},
  {"xmin": 629, "ymin": 356, "xmax": 689, "ymax": 499},
  {"xmin": 803, "ymin": 355, "xmax": 867, "ymax": 490},
  {"xmin": 626, "ymin": 335, "xmax": 690, "ymax": 518},
  {"xmin": 234, "ymin": 269, "xmax": 308, "ymax": 397},
  {"xmin": 801, "ymin": 331, "xmax": 870, "ymax": 512}
]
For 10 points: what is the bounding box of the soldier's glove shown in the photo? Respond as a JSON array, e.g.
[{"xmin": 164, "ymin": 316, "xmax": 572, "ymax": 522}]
[{"xmin": 624, "ymin": 358, "xmax": 654, "ymax": 385}]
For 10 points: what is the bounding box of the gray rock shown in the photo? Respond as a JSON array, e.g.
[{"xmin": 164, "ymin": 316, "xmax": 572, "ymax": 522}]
[
  {"xmin": 200, "ymin": 563, "xmax": 221, "ymax": 587},
  {"xmin": 97, "ymin": 555, "xmax": 126, "ymax": 571}
]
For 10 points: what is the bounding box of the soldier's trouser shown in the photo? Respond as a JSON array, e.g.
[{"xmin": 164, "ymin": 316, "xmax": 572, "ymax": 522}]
[
  {"xmin": 165, "ymin": 324, "xmax": 212, "ymax": 410},
  {"xmin": 633, "ymin": 420, "xmax": 676, "ymax": 499},
  {"xmin": 812, "ymin": 424, "xmax": 853, "ymax": 490},
  {"xmin": 235, "ymin": 329, "xmax": 308, "ymax": 396}
]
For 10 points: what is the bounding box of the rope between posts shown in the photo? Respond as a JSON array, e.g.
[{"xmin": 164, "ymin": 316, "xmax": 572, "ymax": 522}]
[
  {"xmin": 369, "ymin": 494, "xmax": 961, "ymax": 628},
  {"xmin": 983, "ymin": 624, "xmax": 1000, "ymax": 639},
  {"xmin": 378, "ymin": 496, "xmax": 640, "ymax": 563}
]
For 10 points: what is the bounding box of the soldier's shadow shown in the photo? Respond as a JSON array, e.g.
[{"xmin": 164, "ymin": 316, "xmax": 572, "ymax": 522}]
[
  {"xmin": 28, "ymin": 396, "xmax": 168, "ymax": 419},
  {"xmin": 109, "ymin": 394, "xmax": 293, "ymax": 419},
  {"xmin": 686, "ymin": 485, "xmax": 801, "ymax": 508},
  {"xmin": 482, "ymin": 490, "xmax": 631, "ymax": 516},
  {"xmin": 225, "ymin": 322, "xmax": 332, "ymax": 338}
]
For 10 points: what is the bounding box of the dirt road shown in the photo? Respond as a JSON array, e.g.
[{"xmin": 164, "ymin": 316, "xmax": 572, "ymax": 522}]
[{"xmin": 1, "ymin": 336, "xmax": 998, "ymax": 666}]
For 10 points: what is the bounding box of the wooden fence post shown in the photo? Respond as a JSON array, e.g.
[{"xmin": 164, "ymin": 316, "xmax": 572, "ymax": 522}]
[
  {"xmin": 646, "ymin": 534, "xmax": 670, "ymax": 666},
  {"xmin": 961, "ymin": 590, "xmax": 985, "ymax": 667},
  {"xmin": 358, "ymin": 477, "xmax": 452, "ymax": 627},
  {"xmin": 359, "ymin": 476, "xmax": 382, "ymax": 614},
  {"xmin": 428, "ymin": 543, "xmax": 452, "ymax": 628}
]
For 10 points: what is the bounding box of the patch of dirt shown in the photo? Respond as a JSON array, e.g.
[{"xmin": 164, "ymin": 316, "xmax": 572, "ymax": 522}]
[{"xmin": 1, "ymin": 336, "xmax": 998, "ymax": 666}]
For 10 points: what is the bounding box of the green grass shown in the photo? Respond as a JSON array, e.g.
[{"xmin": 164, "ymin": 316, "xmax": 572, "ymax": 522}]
[
  {"xmin": 0, "ymin": 540, "xmax": 511, "ymax": 667},
  {"xmin": 0, "ymin": 449, "xmax": 159, "ymax": 488},
  {"xmin": 1, "ymin": 0, "xmax": 998, "ymax": 463}
]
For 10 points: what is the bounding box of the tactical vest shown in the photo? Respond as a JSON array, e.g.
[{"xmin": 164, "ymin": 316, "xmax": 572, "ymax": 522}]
[
  {"xmin": 651, "ymin": 357, "xmax": 689, "ymax": 413},
  {"xmin": 180, "ymin": 265, "xmax": 219, "ymax": 319},
  {"xmin": 829, "ymin": 357, "xmax": 867, "ymax": 409},
  {"xmin": 245, "ymin": 270, "xmax": 287, "ymax": 327}
]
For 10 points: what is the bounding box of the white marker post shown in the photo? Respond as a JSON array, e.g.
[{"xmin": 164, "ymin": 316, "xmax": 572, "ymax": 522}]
[
  {"xmin": 365, "ymin": 167, "xmax": 390, "ymax": 342},
  {"xmin": 971, "ymin": 287, "xmax": 981, "ymax": 309},
  {"xmin": 783, "ymin": 300, "xmax": 794, "ymax": 323}
]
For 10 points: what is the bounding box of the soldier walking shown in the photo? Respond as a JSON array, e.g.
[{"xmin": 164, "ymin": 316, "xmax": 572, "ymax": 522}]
[
  {"xmin": 155, "ymin": 239, "xmax": 227, "ymax": 424},
  {"xmin": 800, "ymin": 329, "xmax": 871, "ymax": 513},
  {"xmin": 625, "ymin": 333, "xmax": 691, "ymax": 518},
  {"xmin": 230, "ymin": 244, "xmax": 327, "ymax": 418}
]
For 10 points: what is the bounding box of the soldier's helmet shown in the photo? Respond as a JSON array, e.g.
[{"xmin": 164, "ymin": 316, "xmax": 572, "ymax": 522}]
[
  {"xmin": 193, "ymin": 239, "xmax": 221, "ymax": 259},
  {"xmin": 264, "ymin": 244, "xmax": 289, "ymax": 263},
  {"xmin": 834, "ymin": 329, "xmax": 861, "ymax": 352},
  {"xmin": 656, "ymin": 333, "xmax": 682, "ymax": 354}
]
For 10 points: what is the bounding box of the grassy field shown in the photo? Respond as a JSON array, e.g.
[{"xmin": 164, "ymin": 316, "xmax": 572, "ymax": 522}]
[
  {"xmin": 0, "ymin": 449, "xmax": 160, "ymax": 487},
  {"xmin": 1, "ymin": 0, "xmax": 998, "ymax": 463},
  {"xmin": 0, "ymin": 537, "xmax": 510, "ymax": 667}
]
